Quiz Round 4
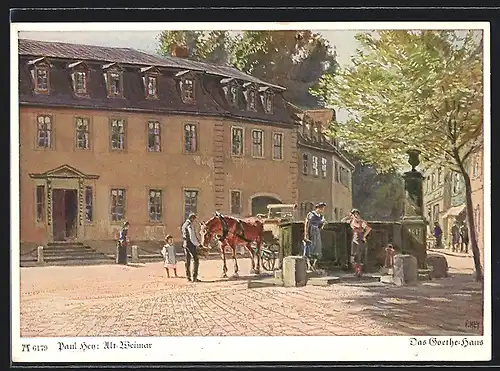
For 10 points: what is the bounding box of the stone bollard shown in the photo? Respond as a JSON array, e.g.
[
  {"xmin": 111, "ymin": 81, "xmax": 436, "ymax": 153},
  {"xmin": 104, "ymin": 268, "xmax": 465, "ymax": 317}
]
[
  {"xmin": 282, "ymin": 256, "xmax": 307, "ymax": 287},
  {"xmin": 426, "ymin": 254, "xmax": 449, "ymax": 279},
  {"xmin": 393, "ymin": 254, "xmax": 418, "ymax": 286},
  {"xmin": 131, "ymin": 245, "xmax": 139, "ymax": 263},
  {"xmin": 116, "ymin": 243, "xmax": 128, "ymax": 265},
  {"xmin": 37, "ymin": 245, "xmax": 44, "ymax": 265}
]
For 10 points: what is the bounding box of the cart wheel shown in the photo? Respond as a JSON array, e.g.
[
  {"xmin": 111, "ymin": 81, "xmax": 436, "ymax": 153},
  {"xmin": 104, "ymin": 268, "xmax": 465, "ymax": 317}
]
[{"xmin": 261, "ymin": 250, "xmax": 276, "ymax": 271}]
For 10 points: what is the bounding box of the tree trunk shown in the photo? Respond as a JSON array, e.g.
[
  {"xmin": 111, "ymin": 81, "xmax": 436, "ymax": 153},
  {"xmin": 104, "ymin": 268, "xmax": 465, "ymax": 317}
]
[{"xmin": 458, "ymin": 163, "xmax": 483, "ymax": 282}]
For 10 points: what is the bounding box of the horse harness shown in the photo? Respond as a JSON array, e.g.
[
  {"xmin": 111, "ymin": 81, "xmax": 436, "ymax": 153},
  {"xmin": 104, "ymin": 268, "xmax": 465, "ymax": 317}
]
[{"xmin": 216, "ymin": 213, "xmax": 253, "ymax": 243}]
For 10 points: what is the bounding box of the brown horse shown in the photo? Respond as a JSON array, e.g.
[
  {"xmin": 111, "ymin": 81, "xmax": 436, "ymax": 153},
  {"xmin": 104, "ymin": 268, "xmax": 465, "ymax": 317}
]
[{"xmin": 200, "ymin": 212, "xmax": 264, "ymax": 278}]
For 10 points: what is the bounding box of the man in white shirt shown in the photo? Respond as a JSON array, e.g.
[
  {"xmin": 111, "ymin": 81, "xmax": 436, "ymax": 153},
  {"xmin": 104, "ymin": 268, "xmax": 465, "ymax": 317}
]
[{"xmin": 181, "ymin": 213, "xmax": 201, "ymax": 282}]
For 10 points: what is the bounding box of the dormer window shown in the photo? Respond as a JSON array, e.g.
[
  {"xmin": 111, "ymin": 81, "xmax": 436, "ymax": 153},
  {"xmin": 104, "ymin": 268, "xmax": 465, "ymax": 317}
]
[
  {"xmin": 147, "ymin": 76, "xmax": 157, "ymax": 97},
  {"xmin": 28, "ymin": 57, "xmax": 51, "ymax": 94},
  {"xmin": 181, "ymin": 78, "xmax": 194, "ymax": 103},
  {"xmin": 68, "ymin": 61, "xmax": 89, "ymax": 97},
  {"xmin": 229, "ymin": 85, "xmax": 238, "ymax": 106},
  {"xmin": 141, "ymin": 66, "xmax": 160, "ymax": 99},
  {"xmin": 109, "ymin": 72, "xmax": 121, "ymax": 96},
  {"xmin": 259, "ymin": 87, "xmax": 273, "ymax": 114},
  {"xmin": 248, "ymin": 90, "xmax": 257, "ymax": 111},
  {"xmin": 221, "ymin": 78, "xmax": 240, "ymax": 108},
  {"xmin": 264, "ymin": 92, "xmax": 273, "ymax": 113},
  {"xmin": 74, "ymin": 72, "xmax": 87, "ymax": 94},
  {"xmin": 102, "ymin": 63, "xmax": 124, "ymax": 98}
]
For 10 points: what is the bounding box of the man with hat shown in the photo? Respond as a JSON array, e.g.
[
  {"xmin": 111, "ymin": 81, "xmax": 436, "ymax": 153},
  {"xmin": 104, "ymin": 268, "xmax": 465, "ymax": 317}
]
[
  {"xmin": 117, "ymin": 221, "xmax": 129, "ymax": 264},
  {"xmin": 303, "ymin": 202, "xmax": 327, "ymax": 271},
  {"xmin": 181, "ymin": 212, "xmax": 202, "ymax": 282}
]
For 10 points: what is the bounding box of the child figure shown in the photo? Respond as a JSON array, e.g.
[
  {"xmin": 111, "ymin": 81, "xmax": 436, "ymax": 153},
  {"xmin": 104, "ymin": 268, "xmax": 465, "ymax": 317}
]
[{"xmin": 161, "ymin": 235, "xmax": 178, "ymax": 278}]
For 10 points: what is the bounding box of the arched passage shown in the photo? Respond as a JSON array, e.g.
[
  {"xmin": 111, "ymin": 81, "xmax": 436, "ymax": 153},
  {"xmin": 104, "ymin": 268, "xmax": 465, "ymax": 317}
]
[{"xmin": 250, "ymin": 194, "xmax": 282, "ymax": 216}]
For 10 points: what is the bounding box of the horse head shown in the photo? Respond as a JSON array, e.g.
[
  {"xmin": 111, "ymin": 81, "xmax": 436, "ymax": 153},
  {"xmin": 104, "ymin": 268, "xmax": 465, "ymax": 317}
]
[{"xmin": 200, "ymin": 215, "xmax": 219, "ymax": 247}]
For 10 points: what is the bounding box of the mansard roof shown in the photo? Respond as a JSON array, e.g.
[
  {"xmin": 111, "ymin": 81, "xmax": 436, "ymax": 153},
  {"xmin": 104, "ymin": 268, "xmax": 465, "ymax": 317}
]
[
  {"xmin": 19, "ymin": 39, "xmax": 285, "ymax": 90},
  {"xmin": 18, "ymin": 39, "xmax": 296, "ymax": 126}
]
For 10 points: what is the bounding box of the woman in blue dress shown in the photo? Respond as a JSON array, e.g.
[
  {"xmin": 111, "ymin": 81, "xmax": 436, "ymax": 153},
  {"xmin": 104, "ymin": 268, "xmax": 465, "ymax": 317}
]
[{"xmin": 303, "ymin": 202, "xmax": 327, "ymax": 271}]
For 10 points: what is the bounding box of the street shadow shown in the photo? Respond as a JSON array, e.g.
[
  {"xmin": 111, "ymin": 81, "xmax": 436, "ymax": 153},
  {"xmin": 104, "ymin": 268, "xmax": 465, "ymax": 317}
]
[
  {"xmin": 203, "ymin": 272, "xmax": 274, "ymax": 283},
  {"xmin": 337, "ymin": 272, "xmax": 484, "ymax": 336}
]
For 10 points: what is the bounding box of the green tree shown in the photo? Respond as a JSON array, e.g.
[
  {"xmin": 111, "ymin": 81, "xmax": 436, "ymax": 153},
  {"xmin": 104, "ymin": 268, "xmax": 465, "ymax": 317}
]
[
  {"xmin": 156, "ymin": 30, "xmax": 338, "ymax": 108},
  {"xmin": 311, "ymin": 30, "xmax": 484, "ymax": 281}
]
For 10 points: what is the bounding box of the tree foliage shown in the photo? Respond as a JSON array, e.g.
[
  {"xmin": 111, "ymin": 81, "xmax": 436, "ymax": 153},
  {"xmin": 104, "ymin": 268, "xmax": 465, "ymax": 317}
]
[
  {"xmin": 311, "ymin": 30, "xmax": 484, "ymax": 280},
  {"xmin": 156, "ymin": 30, "xmax": 338, "ymax": 108}
]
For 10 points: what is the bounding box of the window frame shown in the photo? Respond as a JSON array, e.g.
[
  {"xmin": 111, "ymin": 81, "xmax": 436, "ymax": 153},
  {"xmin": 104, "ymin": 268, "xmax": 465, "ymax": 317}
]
[
  {"xmin": 334, "ymin": 161, "xmax": 339, "ymax": 182},
  {"xmin": 312, "ymin": 156, "xmax": 319, "ymax": 177},
  {"xmin": 72, "ymin": 70, "xmax": 89, "ymax": 97},
  {"xmin": 321, "ymin": 157, "xmax": 328, "ymax": 178},
  {"xmin": 147, "ymin": 120, "xmax": 162, "ymax": 153},
  {"xmin": 251, "ymin": 129, "xmax": 264, "ymax": 158},
  {"xmin": 105, "ymin": 68, "xmax": 124, "ymax": 98},
  {"xmin": 148, "ymin": 189, "xmax": 163, "ymax": 223},
  {"xmin": 302, "ymin": 153, "xmax": 309, "ymax": 175},
  {"xmin": 183, "ymin": 122, "xmax": 198, "ymax": 154},
  {"xmin": 264, "ymin": 92, "xmax": 273, "ymax": 114},
  {"xmin": 231, "ymin": 126, "xmax": 245, "ymax": 157},
  {"xmin": 272, "ymin": 132, "xmax": 284, "ymax": 160},
  {"xmin": 33, "ymin": 64, "xmax": 50, "ymax": 94},
  {"xmin": 75, "ymin": 116, "xmax": 91, "ymax": 150},
  {"xmin": 145, "ymin": 74, "xmax": 159, "ymax": 99},
  {"xmin": 247, "ymin": 89, "xmax": 257, "ymax": 111},
  {"xmin": 109, "ymin": 118, "xmax": 126, "ymax": 151},
  {"xmin": 230, "ymin": 190, "xmax": 242, "ymax": 215},
  {"xmin": 36, "ymin": 114, "xmax": 54, "ymax": 150},
  {"xmin": 180, "ymin": 78, "xmax": 195, "ymax": 103},
  {"xmin": 183, "ymin": 189, "xmax": 199, "ymax": 221},
  {"xmin": 110, "ymin": 188, "xmax": 126, "ymax": 223}
]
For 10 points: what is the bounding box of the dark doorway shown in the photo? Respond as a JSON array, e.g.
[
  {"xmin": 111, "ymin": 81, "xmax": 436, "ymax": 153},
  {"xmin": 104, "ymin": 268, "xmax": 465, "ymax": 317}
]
[
  {"xmin": 52, "ymin": 189, "xmax": 78, "ymax": 241},
  {"xmin": 251, "ymin": 196, "xmax": 281, "ymax": 216}
]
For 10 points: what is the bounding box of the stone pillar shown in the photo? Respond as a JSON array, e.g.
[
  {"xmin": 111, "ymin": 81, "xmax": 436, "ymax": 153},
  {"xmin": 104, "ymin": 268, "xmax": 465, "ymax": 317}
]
[
  {"xmin": 401, "ymin": 150, "xmax": 427, "ymax": 268},
  {"xmin": 131, "ymin": 245, "xmax": 139, "ymax": 263},
  {"xmin": 37, "ymin": 246, "xmax": 44, "ymax": 265},
  {"xmin": 282, "ymin": 256, "xmax": 307, "ymax": 287},
  {"xmin": 393, "ymin": 254, "xmax": 418, "ymax": 286}
]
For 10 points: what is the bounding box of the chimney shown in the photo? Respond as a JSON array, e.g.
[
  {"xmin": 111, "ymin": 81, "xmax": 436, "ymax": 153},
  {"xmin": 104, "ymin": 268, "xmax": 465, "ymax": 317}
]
[{"xmin": 171, "ymin": 46, "xmax": 189, "ymax": 58}]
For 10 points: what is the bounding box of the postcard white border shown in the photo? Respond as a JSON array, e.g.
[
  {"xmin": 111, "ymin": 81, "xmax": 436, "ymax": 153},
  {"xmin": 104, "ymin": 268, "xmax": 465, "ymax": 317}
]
[{"xmin": 10, "ymin": 21, "xmax": 491, "ymax": 363}]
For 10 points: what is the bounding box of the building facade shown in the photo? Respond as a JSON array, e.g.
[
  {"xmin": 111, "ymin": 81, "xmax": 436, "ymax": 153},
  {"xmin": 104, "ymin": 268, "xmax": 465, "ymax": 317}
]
[
  {"xmin": 296, "ymin": 109, "xmax": 354, "ymax": 221},
  {"xmin": 19, "ymin": 39, "xmax": 300, "ymax": 250},
  {"xmin": 423, "ymin": 145, "xmax": 484, "ymax": 267}
]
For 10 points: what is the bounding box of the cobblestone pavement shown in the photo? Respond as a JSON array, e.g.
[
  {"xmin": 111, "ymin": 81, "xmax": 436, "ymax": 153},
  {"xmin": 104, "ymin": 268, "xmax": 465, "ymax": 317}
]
[{"xmin": 19, "ymin": 253, "xmax": 483, "ymax": 337}]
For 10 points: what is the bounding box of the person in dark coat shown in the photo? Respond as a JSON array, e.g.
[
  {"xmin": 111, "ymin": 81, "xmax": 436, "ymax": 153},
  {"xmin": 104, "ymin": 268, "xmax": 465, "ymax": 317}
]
[
  {"xmin": 181, "ymin": 213, "xmax": 202, "ymax": 282},
  {"xmin": 433, "ymin": 221, "xmax": 443, "ymax": 249},
  {"xmin": 460, "ymin": 222, "xmax": 470, "ymax": 254},
  {"xmin": 303, "ymin": 202, "xmax": 327, "ymax": 271},
  {"xmin": 451, "ymin": 221, "xmax": 460, "ymax": 252}
]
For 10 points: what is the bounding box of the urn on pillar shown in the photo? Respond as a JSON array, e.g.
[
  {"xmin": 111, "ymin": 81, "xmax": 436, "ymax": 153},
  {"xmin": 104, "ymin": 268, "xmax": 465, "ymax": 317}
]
[{"xmin": 400, "ymin": 149, "xmax": 427, "ymax": 269}]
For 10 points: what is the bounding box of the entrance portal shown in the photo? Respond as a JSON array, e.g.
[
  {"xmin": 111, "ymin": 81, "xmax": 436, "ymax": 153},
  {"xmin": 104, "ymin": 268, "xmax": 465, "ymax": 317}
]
[
  {"xmin": 52, "ymin": 189, "xmax": 78, "ymax": 241},
  {"xmin": 251, "ymin": 196, "xmax": 282, "ymax": 216}
]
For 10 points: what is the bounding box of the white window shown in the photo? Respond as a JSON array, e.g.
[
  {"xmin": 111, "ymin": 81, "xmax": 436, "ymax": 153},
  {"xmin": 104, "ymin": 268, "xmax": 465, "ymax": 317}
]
[
  {"xmin": 312, "ymin": 156, "xmax": 319, "ymax": 176},
  {"xmin": 321, "ymin": 157, "xmax": 327, "ymax": 178},
  {"xmin": 272, "ymin": 133, "xmax": 283, "ymax": 160},
  {"xmin": 146, "ymin": 76, "xmax": 158, "ymax": 98},
  {"xmin": 302, "ymin": 153, "xmax": 309, "ymax": 175},
  {"xmin": 231, "ymin": 127, "xmax": 244, "ymax": 156},
  {"xmin": 181, "ymin": 79, "xmax": 195, "ymax": 102},
  {"xmin": 36, "ymin": 114, "xmax": 52, "ymax": 148},
  {"xmin": 73, "ymin": 71, "xmax": 87, "ymax": 95},
  {"xmin": 110, "ymin": 119, "xmax": 125, "ymax": 150},
  {"xmin": 251, "ymin": 130, "xmax": 264, "ymax": 158}
]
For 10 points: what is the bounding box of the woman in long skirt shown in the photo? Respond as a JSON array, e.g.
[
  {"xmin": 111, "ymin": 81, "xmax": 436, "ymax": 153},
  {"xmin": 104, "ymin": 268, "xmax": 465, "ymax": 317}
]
[
  {"xmin": 349, "ymin": 209, "xmax": 372, "ymax": 277},
  {"xmin": 303, "ymin": 202, "xmax": 327, "ymax": 271}
]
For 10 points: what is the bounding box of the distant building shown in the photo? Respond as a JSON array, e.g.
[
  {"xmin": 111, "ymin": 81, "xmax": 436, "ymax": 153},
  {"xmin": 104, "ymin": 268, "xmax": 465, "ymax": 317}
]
[
  {"xmin": 423, "ymin": 144, "xmax": 484, "ymax": 267},
  {"xmin": 18, "ymin": 39, "xmax": 300, "ymax": 251},
  {"xmin": 294, "ymin": 108, "xmax": 354, "ymax": 221}
]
